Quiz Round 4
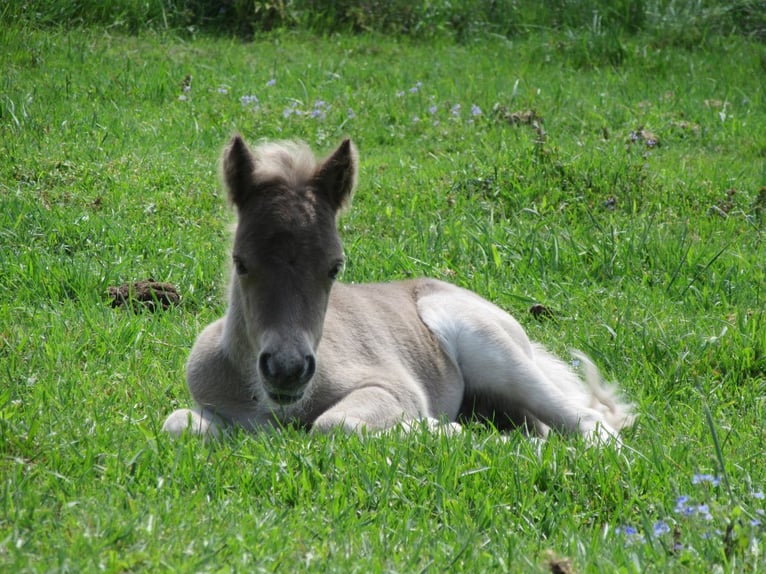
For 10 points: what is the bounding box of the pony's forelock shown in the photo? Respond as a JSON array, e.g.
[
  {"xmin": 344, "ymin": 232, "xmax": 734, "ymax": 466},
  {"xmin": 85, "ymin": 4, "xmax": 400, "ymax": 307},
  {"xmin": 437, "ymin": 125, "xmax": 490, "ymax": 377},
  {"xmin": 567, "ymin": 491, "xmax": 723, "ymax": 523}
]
[{"xmin": 251, "ymin": 140, "xmax": 317, "ymax": 187}]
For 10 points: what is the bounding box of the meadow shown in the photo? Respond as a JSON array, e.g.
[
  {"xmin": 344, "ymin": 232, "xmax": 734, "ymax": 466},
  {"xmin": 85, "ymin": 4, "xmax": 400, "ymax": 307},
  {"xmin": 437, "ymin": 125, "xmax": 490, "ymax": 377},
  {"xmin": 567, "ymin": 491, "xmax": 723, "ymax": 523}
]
[{"xmin": 1, "ymin": 4, "xmax": 765, "ymax": 572}]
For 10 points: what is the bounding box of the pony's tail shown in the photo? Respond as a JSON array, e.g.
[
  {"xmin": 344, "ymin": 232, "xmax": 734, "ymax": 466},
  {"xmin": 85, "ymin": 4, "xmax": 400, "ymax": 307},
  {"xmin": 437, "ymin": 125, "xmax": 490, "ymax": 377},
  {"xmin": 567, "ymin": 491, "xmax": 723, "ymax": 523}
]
[{"xmin": 571, "ymin": 350, "xmax": 636, "ymax": 432}]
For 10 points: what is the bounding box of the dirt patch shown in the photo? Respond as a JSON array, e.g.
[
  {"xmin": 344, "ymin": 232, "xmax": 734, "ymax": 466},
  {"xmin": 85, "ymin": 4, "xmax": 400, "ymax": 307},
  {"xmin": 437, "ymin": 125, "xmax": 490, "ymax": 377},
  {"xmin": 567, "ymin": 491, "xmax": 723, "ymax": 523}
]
[
  {"xmin": 492, "ymin": 106, "xmax": 547, "ymax": 143},
  {"xmin": 544, "ymin": 551, "xmax": 577, "ymax": 574},
  {"xmin": 108, "ymin": 279, "xmax": 180, "ymax": 312},
  {"xmin": 627, "ymin": 127, "xmax": 660, "ymax": 148},
  {"xmin": 529, "ymin": 303, "xmax": 556, "ymax": 321},
  {"xmin": 492, "ymin": 106, "xmax": 542, "ymax": 127}
]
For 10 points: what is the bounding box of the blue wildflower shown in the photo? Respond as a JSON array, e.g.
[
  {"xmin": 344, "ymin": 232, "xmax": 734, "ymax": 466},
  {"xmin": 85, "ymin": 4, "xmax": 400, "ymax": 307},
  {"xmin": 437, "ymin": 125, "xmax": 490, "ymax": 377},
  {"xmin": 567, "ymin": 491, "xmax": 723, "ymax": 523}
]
[
  {"xmin": 450, "ymin": 103, "xmax": 461, "ymax": 117},
  {"xmin": 309, "ymin": 100, "xmax": 328, "ymax": 119},
  {"xmin": 616, "ymin": 525, "xmax": 645, "ymax": 546},
  {"xmin": 692, "ymin": 474, "xmax": 721, "ymax": 486},
  {"xmin": 428, "ymin": 104, "xmax": 438, "ymax": 115},
  {"xmin": 697, "ymin": 504, "xmax": 713, "ymax": 521},
  {"xmin": 283, "ymin": 102, "xmax": 300, "ymax": 118},
  {"xmin": 752, "ymin": 491, "xmax": 764, "ymax": 499},
  {"xmin": 471, "ymin": 104, "xmax": 482, "ymax": 116},
  {"xmin": 675, "ymin": 495, "xmax": 695, "ymax": 516},
  {"xmin": 266, "ymin": 79, "xmax": 276, "ymax": 87},
  {"xmin": 240, "ymin": 95, "xmax": 259, "ymax": 108},
  {"xmin": 653, "ymin": 520, "xmax": 670, "ymax": 536}
]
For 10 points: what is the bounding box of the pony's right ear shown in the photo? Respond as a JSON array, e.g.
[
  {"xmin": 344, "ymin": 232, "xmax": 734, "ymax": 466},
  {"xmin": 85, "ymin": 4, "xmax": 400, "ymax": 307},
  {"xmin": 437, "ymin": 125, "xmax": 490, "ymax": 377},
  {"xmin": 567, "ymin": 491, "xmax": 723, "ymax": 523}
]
[{"xmin": 222, "ymin": 134, "xmax": 256, "ymax": 207}]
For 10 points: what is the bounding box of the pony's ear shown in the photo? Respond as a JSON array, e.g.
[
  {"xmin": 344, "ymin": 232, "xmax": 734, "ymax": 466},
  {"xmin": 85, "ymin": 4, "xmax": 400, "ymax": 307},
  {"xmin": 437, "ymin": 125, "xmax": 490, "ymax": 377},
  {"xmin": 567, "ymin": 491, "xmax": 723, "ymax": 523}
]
[
  {"xmin": 314, "ymin": 139, "xmax": 358, "ymax": 212},
  {"xmin": 222, "ymin": 134, "xmax": 256, "ymax": 207}
]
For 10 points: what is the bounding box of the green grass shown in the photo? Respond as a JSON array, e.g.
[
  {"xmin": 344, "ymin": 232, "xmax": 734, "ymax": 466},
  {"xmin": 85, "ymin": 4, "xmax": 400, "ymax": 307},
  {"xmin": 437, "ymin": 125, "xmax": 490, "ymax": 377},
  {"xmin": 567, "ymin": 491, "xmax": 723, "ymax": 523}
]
[
  {"xmin": 5, "ymin": 0, "xmax": 765, "ymax": 42},
  {"xmin": 1, "ymin": 17, "xmax": 765, "ymax": 573}
]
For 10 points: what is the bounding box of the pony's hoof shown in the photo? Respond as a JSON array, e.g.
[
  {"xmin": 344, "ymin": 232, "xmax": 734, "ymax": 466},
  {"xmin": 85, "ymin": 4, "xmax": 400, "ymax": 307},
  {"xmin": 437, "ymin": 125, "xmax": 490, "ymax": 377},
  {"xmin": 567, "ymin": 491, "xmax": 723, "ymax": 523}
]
[{"xmin": 162, "ymin": 408, "xmax": 221, "ymax": 438}]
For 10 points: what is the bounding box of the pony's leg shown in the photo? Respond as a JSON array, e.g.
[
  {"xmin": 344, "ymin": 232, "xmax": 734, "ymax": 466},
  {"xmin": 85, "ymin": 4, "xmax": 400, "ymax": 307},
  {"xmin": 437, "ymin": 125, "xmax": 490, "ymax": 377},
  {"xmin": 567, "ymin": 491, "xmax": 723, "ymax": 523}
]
[
  {"xmin": 312, "ymin": 380, "xmax": 459, "ymax": 435},
  {"xmin": 163, "ymin": 318, "xmax": 263, "ymax": 437},
  {"xmin": 162, "ymin": 407, "xmax": 225, "ymax": 438},
  {"xmin": 417, "ymin": 288, "xmax": 629, "ymax": 445}
]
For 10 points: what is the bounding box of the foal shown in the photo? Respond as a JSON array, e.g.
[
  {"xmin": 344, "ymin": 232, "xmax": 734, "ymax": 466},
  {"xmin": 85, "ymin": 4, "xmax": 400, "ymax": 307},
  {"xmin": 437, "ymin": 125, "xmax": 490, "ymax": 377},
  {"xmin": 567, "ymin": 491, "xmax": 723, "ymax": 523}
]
[{"xmin": 162, "ymin": 136, "xmax": 635, "ymax": 444}]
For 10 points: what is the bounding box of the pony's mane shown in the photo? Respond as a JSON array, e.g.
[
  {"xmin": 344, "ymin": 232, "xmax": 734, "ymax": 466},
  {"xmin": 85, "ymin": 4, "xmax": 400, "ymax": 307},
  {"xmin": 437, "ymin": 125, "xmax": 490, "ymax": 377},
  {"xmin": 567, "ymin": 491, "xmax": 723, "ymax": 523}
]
[{"xmin": 251, "ymin": 140, "xmax": 317, "ymax": 187}]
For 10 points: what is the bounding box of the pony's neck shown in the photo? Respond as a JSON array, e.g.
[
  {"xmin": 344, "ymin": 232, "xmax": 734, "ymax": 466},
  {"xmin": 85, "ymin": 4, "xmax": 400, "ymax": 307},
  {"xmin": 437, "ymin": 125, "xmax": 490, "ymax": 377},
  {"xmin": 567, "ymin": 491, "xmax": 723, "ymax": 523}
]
[{"xmin": 221, "ymin": 274, "xmax": 256, "ymax": 376}]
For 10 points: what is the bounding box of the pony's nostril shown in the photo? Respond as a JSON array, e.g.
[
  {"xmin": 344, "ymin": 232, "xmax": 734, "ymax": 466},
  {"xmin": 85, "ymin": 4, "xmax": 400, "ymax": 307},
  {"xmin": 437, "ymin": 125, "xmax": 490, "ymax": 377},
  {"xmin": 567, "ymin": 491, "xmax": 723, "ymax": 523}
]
[
  {"xmin": 259, "ymin": 352, "xmax": 274, "ymax": 380},
  {"xmin": 303, "ymin": 354, "xmax": 316, "ymax": 381}
]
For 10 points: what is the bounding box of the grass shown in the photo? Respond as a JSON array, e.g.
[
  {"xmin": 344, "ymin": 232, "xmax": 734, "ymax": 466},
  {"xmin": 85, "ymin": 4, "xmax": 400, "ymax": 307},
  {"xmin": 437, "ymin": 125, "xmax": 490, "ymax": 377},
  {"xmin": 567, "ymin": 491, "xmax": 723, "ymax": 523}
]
[
  {"xmin": 5, "ymin": 0, "xmax": 765, "ymax": 42},
  {"xmin": 1, "ymin": 15, "xmax": 765, "ymax": 573}
]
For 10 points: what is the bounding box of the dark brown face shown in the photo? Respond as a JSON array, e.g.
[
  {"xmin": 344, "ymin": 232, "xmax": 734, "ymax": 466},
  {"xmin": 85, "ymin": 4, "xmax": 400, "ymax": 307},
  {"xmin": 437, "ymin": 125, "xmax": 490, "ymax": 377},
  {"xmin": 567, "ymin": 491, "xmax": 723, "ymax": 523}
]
[
  {"xmin": 221, "ymin": 135, "xmax": 358, "ymax": 405},
  {"xmin": 231, "ymin": 184, "xmax": 344, "ymax": 404}
]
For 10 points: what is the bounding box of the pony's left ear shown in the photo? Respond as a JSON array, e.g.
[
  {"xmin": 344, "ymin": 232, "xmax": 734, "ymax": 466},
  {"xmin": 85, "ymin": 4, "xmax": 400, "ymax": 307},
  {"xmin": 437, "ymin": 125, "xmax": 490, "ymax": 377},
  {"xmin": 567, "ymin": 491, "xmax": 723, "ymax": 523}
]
[{"xmin": 314, "ymin": 139, "xmax": 358, "ymax": 212}]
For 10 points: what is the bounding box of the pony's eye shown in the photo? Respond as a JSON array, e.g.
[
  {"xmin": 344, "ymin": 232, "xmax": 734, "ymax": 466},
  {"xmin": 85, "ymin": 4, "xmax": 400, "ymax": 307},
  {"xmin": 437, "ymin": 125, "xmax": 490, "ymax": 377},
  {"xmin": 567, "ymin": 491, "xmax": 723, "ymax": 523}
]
[
  {"xmin": 232, "ymin": 255, "xmax": 248, "ymax": 276},
  {"xmin": 328, "ymin": 261, "xmax": 343, "ymax": 280}
]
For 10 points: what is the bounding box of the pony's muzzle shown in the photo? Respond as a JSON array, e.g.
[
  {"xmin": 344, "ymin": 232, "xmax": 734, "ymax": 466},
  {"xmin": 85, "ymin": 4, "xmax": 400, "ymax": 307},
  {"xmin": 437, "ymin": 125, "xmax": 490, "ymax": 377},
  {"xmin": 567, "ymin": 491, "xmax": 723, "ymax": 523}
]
[{"xmin": 258, "ymin": 351, "xmax": 316, "ymax": 404}]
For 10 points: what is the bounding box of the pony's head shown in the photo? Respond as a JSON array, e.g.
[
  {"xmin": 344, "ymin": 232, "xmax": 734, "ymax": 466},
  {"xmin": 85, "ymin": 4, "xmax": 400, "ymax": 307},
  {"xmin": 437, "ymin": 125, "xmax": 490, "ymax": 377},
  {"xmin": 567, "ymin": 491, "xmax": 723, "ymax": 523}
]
[{"xmin": 222, "ymin": 135, "xmax": 357, "ymax": 405}]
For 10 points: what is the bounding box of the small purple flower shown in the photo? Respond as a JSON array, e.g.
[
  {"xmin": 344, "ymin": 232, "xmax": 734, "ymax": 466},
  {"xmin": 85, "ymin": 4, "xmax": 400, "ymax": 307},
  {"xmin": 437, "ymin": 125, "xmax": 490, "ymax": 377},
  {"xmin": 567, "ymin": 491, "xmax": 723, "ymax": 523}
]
[
  {"xmin": 266, "ymin": 78, "xmax": 276, "ymax": 87},
  {"xmin": 471, "ymin": 104, "xmax": 482, "ymax": 116},
  {"xmin": 309, "ymin": 100, "xmax": 328, "ymax": 120},
  {"xmin": 616, "ymin": 525, "xmax": 638, "ymax": 537},
  {"xmin": 752, "ymin": 491, "xmax": 764, "ymax": 499},
  {"xmin": 697, "ymin": 504, "xmax": 713, "ymax": 521},
  {"xmin": 217, "ymin": 86, "xmax": 228, "ymax": 95},
  {"xmin": 396, "ymin": 90, "xmax": 405, "ymax": 98},
  {"xmin": 346, "ymin": 108, "xmax": 356, "ymax": 120},
  {"xmin": 240, "ymin": 95, "xmax": 259, "ymax": 108},
  {"xmin": 283, "ymin": 101, "xmax": 300, "ymax": 118},
  {"xmin": 616, "ymin": 525, "xmax": 645, "ymax": 546},
  {"xmin": 409, "ymin": 82, "xmax": 422, "ymax": 94},
  {"xmin": 675, "ymin": 495, "xmax": 694, "ymax": 516},
  {"xmin": 692, "ymin": 474, "xmax": 721, "ymax": 486},
  {"xmin": 428, "ymin": 104, "xmax": 438, "ymax": 115},
  {"xmin": 653, "ymin": 520, "xmax": 670, "ymax": 536},
  {"xmin": 751, "ymin": 518, "xmax": 762, "ymax": 527},
  {"xmin": 450, "ymin": 103, "xmax": 461, "ymax": 117}
]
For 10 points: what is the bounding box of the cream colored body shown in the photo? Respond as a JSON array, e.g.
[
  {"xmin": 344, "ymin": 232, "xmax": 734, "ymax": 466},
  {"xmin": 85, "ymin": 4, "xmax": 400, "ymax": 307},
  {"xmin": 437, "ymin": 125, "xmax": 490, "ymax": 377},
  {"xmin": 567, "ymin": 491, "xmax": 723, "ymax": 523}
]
[
  {"xmin": 162, "ymin": 136, "xmax": 634, "ymax": 444},
  {"xmin": 164, "ymin": 278, "xmax": 633, "ymax": 442}
]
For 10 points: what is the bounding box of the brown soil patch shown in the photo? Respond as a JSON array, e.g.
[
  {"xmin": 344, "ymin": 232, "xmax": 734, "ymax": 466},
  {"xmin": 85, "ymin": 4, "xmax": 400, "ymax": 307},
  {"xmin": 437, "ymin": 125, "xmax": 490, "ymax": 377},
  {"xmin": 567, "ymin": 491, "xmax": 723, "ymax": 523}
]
[{"xmin": 108, "ymin": 279, "xmax": 180, "ymax": 312}]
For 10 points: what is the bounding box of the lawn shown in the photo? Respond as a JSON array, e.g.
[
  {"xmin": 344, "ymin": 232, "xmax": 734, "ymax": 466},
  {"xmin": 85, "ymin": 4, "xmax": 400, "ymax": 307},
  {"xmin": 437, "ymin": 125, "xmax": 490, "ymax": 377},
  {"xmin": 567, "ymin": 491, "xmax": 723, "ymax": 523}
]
[{"xmin": 1, "ymin": 9, "xmax": 765, "ymax": 573}]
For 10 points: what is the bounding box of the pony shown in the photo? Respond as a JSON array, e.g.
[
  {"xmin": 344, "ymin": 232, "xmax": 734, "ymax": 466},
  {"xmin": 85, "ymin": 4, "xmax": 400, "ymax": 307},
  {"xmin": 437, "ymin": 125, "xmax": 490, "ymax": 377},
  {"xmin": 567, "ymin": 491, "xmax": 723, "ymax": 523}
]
[{"xmin": 162, "ymin": 136, "xmax": 635, "ymax": 444}]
